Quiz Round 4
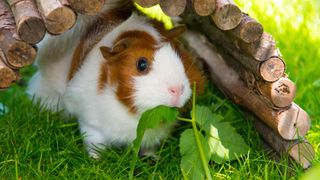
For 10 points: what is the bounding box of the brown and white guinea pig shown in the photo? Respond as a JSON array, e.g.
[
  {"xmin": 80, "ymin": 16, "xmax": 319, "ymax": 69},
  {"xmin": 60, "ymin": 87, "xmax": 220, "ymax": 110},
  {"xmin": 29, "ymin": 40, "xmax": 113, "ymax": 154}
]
[{"xmin": 28, "ymin": 1, "xmax": 205, "ymax": 158}]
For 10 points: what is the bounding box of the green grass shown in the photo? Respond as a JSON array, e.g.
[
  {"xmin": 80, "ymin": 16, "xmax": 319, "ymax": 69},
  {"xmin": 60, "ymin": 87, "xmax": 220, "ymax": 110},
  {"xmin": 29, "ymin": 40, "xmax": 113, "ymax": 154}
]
[{"xmin": 1, "ymin": 0, "xmax": 319, "ymax": 179}]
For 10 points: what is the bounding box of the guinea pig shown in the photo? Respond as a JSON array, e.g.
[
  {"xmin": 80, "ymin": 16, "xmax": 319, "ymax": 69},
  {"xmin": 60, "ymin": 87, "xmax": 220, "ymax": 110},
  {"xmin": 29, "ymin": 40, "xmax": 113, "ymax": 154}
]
[{"xmin": 28, "ymin": 3, "xmax": 205, "ymax": 158}]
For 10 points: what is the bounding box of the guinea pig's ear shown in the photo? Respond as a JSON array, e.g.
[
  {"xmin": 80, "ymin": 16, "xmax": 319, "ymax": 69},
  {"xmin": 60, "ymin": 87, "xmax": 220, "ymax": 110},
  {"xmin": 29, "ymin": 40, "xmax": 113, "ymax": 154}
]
[
  {"xmin": 164, "ymin": 24, "xmax": 187, "ymax": 40},
  {"xmin": 100, "ymin": 46, "xmax": 113, "ymax": 59},
  {"xmin": 111, "ymin": 38, "xmax": 130, "ymax": 54}
]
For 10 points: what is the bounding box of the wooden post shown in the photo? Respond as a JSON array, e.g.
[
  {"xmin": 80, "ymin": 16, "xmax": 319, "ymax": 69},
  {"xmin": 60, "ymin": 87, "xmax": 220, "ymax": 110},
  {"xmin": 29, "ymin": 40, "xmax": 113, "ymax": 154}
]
[
  {"xmin": 181, "ymin": 31, "xmax": 310, "ymax": 140},
  {"xmin": 254, "ymin": 118, "xmax": 314, "ymax": 169},
  {"xmin": 159, "ymin": 0, "xmax": 187, "ymax": 17},
  {"xmin": 211, "ymin": 0, "xmax": 242, "ymax": 30},
  {"xmin": 133, "ymin": 0, "xmax": 159, "ymax": 8},
  {"xmin": 0, "ymin": 56, "xmax": 16, "ymax": 88},
  {"xmin": 7, "ymin": 0, "xmax": 46, "ymax": 44},
  {"xmin": 181, "ymin": 11, "xmax": 285, "ymax": 82},
  {"xmin": 35, "ymin": 0, "xmax": 76, "ymax": 35},
  {"xmin": 0, "ymin": 0, "xmax": 36, "ymax": 69},
  {"xmin": 228, "ymin": 13, "xmax": 263, "ymax": 43},
  {"xmin": 237, "ymin": 32, "xmax": 277, "ymax": 61},
  {"xmin": 256, "ymin": 77, "xmax": 296, "ymax": 108},
  {"xmin": 68, "ymin": 0, "xmax": 105, "ymax": 15},
  {"xmin": 191, "ymin": 0, "xmax": 216, "ymax": 16}
]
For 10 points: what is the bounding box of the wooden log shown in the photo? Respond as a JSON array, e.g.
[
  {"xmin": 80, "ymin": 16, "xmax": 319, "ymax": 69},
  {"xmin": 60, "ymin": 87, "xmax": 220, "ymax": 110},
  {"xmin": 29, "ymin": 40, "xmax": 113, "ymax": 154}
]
[
  {"xmin": 181, "ymin": 31, "xmax": 310, "ymax": 140},
  {"xmin": 159, "ymin": 0, "xmax": 187, "ymax": 17},
  {"xmin": 211, "ymin": 0, "xmax": 242, "ymax": 30},
  {"xmin": 236, "ymin": 32, "xmax": 277, "ymax": 61},
  {"xmin": 181, "ymin": 11, "xmax": 285, "ymax": 82},
  {"xmin": 259, "ymin": 57, "xmax": 286, "ymax": 82},
  {"xmin": 133, "ymin": 0, "xmax": 159, "ymax": 8},
  {"xmin": 0, "ymin": 56, "xmax": 16, "ymax": 88},
  {"xmin": 256, "ymin": 77, "xmax": 296, "ymax": 108},
  {"xmin": 68, "ymin": 0, "xmax": 105, "ymax": 15},
  {"xmin": 254, "ymin": 118, "xmax": 315, "ymax": 169},
  {"xmin": 35, "ymin": 0, "xmax": 76, "ymax": 35},
  {"xmin": 7, "ymin": 0, "xmax": 46, "ymax": 44},
  {"xmin": 228, "ymin": 13, "xmax": 263, "ymax": 43},
  {"xmin": 0, "ymin": 0, "xmax": 36, "ymax": 69},
  {"xmin": 191, "ymin": 0, "xmax": 216, "ymax": 16}
]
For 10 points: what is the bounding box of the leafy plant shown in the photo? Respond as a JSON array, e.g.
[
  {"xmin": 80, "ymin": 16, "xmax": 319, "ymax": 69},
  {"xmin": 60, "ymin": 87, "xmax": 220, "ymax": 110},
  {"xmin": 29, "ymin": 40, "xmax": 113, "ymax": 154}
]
[{"xmin": 130, "ymin": 84, "xmax": 249, "ymax": 179}]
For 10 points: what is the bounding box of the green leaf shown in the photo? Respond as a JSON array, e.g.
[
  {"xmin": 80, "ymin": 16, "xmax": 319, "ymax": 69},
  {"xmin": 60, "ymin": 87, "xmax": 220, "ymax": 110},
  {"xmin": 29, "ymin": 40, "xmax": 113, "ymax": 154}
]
[
  {"xmin": 195, "ymin": 105, "xmax": 249, "ymax": 163},
  {"xmin": 132, "ymin": 105, "xmax": 179, "ymax": 153},
  {"xmin": 180, "ymin": 129, "xmax": 210, "ymax": 180}
]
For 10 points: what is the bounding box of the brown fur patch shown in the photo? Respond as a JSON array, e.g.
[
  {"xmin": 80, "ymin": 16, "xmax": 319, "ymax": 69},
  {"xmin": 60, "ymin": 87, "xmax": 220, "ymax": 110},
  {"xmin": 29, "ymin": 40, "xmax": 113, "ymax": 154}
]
[
  {"xmin": 68, "ymin": 2, "xmax": 133, "ymax": 81},
  {"xmin": 99, "ymin": 31, "xmax": 158, "ymax": 113}
]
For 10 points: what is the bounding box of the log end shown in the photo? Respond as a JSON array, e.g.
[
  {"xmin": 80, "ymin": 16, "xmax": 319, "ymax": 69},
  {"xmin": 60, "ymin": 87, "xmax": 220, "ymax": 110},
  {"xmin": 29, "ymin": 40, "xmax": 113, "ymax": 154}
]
[
  {"xmin": 239, "ymin": 32, "xmax": 277, "ymax": 61},
  {"xmin": 7, "ymin": 41, "xmax": 37, "ymax": 68},
  {"xmin": 45, "ymin": 6, "xmax": 77, "ymax": 35},
  {"xmin": 271, "ymin": 78, "xmax": 296, "ymax": 108},
  {"xmin": 239, "ymin": 21, "xmax": 263, "ymax": 43},
  {"xmin": 193, "ymin": 0, "xmax": 216, "ymax": 16},
  {"xmin": 260, "ymin": 57, "xmax": 285, "ymax": 82},
  {"xmin": 160, "ymin": 0, "xmax": 187, "ymax": 17},
  {"xmin": 289, "ymin": 142, "xmax": 315, "ymax": 169},
  {"xmin": 134, "ymin": 0, "xmax": 160, "ymax": 8},
  {"xmin": 0, "ymin": 65, "xmax": 16, "ymax": 88},
  {"xmin": 211, "ymin": 4, "xmax": 242, "ymax": 30},
  {"xmin": 18, "ymin": 16, "xmax": 46, "ymax": 44},
  {"xmin": 69, "ymin": 0, "xmax": 106, "ymax": 15},
  {"xmin": 278, "ymin": 103, "xmax": 311, "ymax": 140}
]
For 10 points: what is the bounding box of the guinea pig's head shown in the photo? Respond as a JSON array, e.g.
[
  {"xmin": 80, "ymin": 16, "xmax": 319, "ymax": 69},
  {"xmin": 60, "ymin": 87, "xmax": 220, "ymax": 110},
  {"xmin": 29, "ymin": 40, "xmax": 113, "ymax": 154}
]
[{"xmin": 99, "ymin": 26, "xmax": 203, "ymax": 114}]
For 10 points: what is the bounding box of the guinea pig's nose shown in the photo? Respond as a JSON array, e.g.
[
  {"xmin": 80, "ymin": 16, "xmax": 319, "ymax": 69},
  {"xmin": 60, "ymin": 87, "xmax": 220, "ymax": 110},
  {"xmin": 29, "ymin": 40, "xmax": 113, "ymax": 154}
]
[{"xmin": 168, "ymin": 85, "xmax": 184, "ymax": 97}]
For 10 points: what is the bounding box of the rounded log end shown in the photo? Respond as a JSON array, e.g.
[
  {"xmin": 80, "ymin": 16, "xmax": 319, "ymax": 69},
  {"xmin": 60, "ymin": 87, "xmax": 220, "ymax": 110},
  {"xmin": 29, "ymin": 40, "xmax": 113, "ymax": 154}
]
[
  {"xmin": 134, "ymin": 0, "xmax": 160, "ymax": 8},
  {"xmin": 0, "ymin": 66, "xmax": 16, "ymax": 88},
  {"xmin": 289, "ymin": 142, "xmax": 315, "ymax": 169},
  {"xmin": 160, "ymin": 0, "xmax": 187, "ymax": 17},
  {"xmin": 193, "ymin": 0, "xmax": 216, "ymax": 16},
  {"xmin": 211, "ymin": 4, "xmax": 242, "ymax": 30},
  {"xmin": 69, "ymin": 0, "xmax": 105, "ymax": 15},
  {"xmin": 278, "ymin": 103, "xmax": 310, "ymax": 140},
  {"xmin": 260, "ymin": 57, "xmax": 285, "ymax": 82},
  {"xmin": 271, "ymin": 78, "xmax": 296, "ymax": 108},
  {"xmin": 18, "ymin": 16, "xmax": 46, "ymax": 44},
  {"xmin": 240, "ymin": 21, "xmax": 263, "ymax": 43},
  {"xmin": 45, "ymin": 6, "xmax": 77, "ymax": 35},
  {"xmin": 7, "ymin": 41, "xmax": 37, "ymax": 68}
]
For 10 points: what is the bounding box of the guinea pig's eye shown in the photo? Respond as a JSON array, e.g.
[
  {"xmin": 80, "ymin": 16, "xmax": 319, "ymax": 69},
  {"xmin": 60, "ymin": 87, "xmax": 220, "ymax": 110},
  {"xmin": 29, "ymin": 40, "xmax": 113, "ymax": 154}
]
[{"xmin": 136, "ymin": 57, "xmax": 149, "ymax": 73}]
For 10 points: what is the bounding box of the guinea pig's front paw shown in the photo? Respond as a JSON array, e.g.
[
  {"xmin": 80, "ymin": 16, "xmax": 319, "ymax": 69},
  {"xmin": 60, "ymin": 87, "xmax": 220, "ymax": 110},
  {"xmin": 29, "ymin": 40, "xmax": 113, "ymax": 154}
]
[
  {"xmin": 138, "ymin": 146, "xmax": 160, "ymax": 161},
  {"xmin": 87, "ymin": 148, "xmax": 101, "ymax": 159}
]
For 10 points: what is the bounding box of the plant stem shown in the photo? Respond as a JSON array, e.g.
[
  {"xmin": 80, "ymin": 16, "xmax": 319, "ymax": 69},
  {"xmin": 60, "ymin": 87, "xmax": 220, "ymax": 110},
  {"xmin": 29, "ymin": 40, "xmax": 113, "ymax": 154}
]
[
  {"xmin": 177, "ymin": 117, "xmax": 192, "ymax": 123},
  {"xmin": 191, "ymin": 82, "xmax": 213, "ymax": 180}
]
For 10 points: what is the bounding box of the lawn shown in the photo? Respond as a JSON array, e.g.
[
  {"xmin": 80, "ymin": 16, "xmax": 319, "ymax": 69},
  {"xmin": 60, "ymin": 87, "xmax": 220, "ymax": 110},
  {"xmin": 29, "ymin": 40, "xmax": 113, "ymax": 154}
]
[{"xmin": 0, "ymin": 0, "xmax": 319, "ymax": 179}]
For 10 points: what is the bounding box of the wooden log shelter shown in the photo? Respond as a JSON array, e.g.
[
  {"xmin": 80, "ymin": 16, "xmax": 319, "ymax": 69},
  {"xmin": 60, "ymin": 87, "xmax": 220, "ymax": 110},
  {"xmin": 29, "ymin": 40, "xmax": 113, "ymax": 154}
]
[{"xmin": 0, "ymin": 0, "xmax": 314, "ymax": 169}]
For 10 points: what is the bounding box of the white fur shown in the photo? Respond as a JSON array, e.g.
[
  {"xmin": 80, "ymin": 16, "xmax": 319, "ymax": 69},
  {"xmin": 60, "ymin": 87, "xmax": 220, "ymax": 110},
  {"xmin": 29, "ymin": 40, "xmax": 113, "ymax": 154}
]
[{"xmin": 28, "ymin": 12, "xmax": 191, "ymax": 157}]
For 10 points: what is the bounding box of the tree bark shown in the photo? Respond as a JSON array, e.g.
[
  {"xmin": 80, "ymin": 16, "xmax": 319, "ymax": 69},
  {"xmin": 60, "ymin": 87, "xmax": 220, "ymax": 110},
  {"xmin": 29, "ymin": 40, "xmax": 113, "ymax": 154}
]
[
  {"xmin": 159, "ymin": 0, "xmax": 187, "ymax": 17},
  {"xmin": 0, "ymin": 55, "xmax": 16, "ymax": 88},
  {"xmin": 0, "ymin": 0, "xmax": 36, "ymax": 69},
  {"xmin": 35, "ymin": 0, "xmax": 76, "ymax": 35},
  {"xmin": 254, "ymin": 118, "xmax": 314, "ymax": 169},
  {"xmin": 181, "ymin": 30, "xmax": 310, "ymax": 140},
  {"xmin": 227, "ymin": 13, "xmax": 263, "ymax": 43},
  {"xmin": 7, "ymin": 0, "xmax": 46, "ymax": 44},
  {"xmin": 256, "ymin": 77, "xmax": 296, "ymax": 108},
  {"xmin": 211, "ymin": 0, "xmax": 242, "ymax": 30},
  {"xmin": 133, "ymin": 0, "xmax": 159, "ymax": 8},
  {"xmin": 68, "ymin": 0, "xmax": 105, "ymax": 15},
  {"xmin": 191, "ymin": 0, "xmax": 216, "ymax": 16},
  {"xmin": 181, "ymin": 11, "xmax": 285, "ymax": 82}
]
